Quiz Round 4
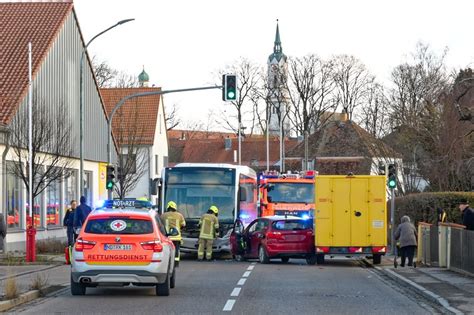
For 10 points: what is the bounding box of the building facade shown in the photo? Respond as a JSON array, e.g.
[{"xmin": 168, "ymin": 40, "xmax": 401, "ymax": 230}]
[{"xmin": 1, "ymin": 2, "xmax": 116, "ymax": 251}]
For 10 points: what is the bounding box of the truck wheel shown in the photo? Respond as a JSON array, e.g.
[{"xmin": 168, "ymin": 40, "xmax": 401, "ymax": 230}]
[
  {"xmin": 316, "ymin": 254, "xmax": 325, "ymax": 265},
  {"xmin": 170, "ymin": 267, "xmax": 176, "ymax": 289},
  {"xmin": 281, "ymin": 257, "xmax": 290, "ymax": 263},
  {"xmin": 306, "ymin": 255, "xmax": 317, "ymax": 265},
  {"xmin": 156, "ymin": 272, "xmax": 170, "ymax": 296},
  {"xmin": 258, "ymin": 246, "xmax": 270, "ymax": 264},
  {"xmin": 373, "ymin": 254, "xmax": 382, "ymax": 265},
  {"xmin": 70, "ymin": 276, "xmax": 86, "ymax": 296}
]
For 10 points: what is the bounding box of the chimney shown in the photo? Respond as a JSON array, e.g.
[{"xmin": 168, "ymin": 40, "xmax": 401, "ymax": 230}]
[{"xmin": 225, "ymin": 137, "xmax": 232, "ymax": 150}]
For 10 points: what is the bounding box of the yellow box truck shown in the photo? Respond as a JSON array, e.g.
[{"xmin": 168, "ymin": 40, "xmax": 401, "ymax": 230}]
[{"xmin": 314, "ymin": 175, "xmax": 387, "ymax": 264}]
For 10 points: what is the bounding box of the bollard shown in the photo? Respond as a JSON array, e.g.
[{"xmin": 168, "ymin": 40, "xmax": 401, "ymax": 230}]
[{"xmin": 26, "ymin": 226, "xmax": 37, "ymax": 262}]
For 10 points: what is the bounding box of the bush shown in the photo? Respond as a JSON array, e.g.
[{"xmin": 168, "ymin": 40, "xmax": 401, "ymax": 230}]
[
  {"xmin": 36, "ymin": 238, "xmax": 67, "ymax": 254},
  {"xmin": 4, "ymin": 277, "xmax": 18, "ymax": 300},
  {"xmin": 392, "ymin": 192, "xmax": 474, "ymax": 226},
  {"xmin": 30, "ymin": 273, "xmax": 49, "ymax": 295}
]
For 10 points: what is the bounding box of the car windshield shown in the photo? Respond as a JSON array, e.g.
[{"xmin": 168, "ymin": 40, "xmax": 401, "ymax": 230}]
[
  {"xmin": 267, "ymin": 183, "xmax": 314, "ymax": 203},
  {"xmin": 164, "ymin": 168, "xmax": 236, "ymax": 220},
  {"xmin": 272, "ymin": 220, "xmax": 311, "ymax": 231},
  {"xmin": 85, "ymin": 218, "xmax": 153, "ymax": 234}
]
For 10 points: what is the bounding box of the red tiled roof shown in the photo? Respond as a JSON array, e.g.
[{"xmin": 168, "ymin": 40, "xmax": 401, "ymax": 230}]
[
  {"xmin": 167, "ymin": 129, "xmax": 238, "ymax": 140},
  {"xmin": 100, "ymin": 88, "xmax": 161, "ymax": 145},
  {"xmin": 0, "ymin": 1, "xmax": 73, "ymax": 124},
  {"xmin": 170, "ymin": 137, "xmax": 298, "ymax": 167}
]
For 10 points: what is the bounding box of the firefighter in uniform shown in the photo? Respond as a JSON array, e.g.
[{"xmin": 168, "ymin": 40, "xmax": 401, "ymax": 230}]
[
  {"xmin": 161, "ymin": 201, "xmax": 186, "ymax": 266},
  {"xmin": 197, "ymin": 205, "xmax": 219, "ymax": 261}
]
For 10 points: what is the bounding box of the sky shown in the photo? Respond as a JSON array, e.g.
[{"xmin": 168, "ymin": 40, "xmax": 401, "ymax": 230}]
[{"xmin": 73, "ymin": 0, "xmax": 474, "ymax": 130}]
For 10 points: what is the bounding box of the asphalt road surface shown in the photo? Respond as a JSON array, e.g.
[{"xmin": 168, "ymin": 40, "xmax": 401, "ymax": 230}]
[{"xmin": 11, "ymin": 257, "xmax": 440, "ymax": 314}]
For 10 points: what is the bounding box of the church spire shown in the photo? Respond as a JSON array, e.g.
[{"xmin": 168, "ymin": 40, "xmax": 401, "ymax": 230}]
[
  {"xmin": 274, "ymin": 19, "xmax": 282, "ymax": 54},
  {"xmin": 268, "ymin": 19, "xmax": 286, "ymax": 63}
]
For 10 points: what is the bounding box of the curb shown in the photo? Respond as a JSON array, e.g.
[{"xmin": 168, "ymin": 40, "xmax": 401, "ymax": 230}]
[
  {"xmin": 0, "ymin": 284, "xmax": 66, "ymax": 312},
  {"xmin": 363, "ymin": 259, "xmax": 463, "ymax": 315},
  {"xmin": 0, "ymin": 264, "xmax": 63, "ymax": 281}
]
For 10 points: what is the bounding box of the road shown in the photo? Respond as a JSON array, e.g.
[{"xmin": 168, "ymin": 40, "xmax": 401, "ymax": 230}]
[{"xmin": 11, "ymin": 257, "xmax": 439, "ymax": 314}]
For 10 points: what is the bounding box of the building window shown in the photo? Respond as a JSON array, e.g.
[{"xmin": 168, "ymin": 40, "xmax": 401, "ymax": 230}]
[
  {"xmin": 6, "ymin": 162, "xmax": 22, "ymax": 229},
  {"xmin": 84, "ymin": 171, "xmax": 93, "ymax": 207},
  {"xmin": 65, "ymin": 169, "xmax": 78, "ymax": 209},
  {"xmin": 46, "ymin": 177, "xmax": 61, "ymax": 227},
  {"xmin": 163, "ymin": 156, "xmax": 168, "ymax": 168},
  {"xmin": 159, "ymin": 114, "xmax": 162, "ymax": 134},
  {"xmin": 155, "ymin": 155, "xmax": 159, "ymax": 175}
]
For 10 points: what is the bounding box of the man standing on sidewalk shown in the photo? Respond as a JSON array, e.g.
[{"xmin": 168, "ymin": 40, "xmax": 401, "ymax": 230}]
[
  {"xmin": 459, "ymin": 199, "xmax": 474, "ymax": 231},
  {"xmin": 73, "ymin": 196, "xmax": 92, "ymax": 235}
]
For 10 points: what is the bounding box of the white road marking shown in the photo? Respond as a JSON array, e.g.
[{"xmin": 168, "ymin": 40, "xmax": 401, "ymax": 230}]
[
  {"xmin": 251, "ymin": 262, "xmax": 257, "ymax": 265},
  {"xmin": 231, "ymin": 287, "xmax": 241, "ymax": 297},
  {"xmin": 247, "ymin": 265, "xmax": 255, "ymax": 270},
  {"xmin": 223, "ymin": 299, "xmax": 236, "ymax": 312},
  {"xmin": 242, "ymin": 271, "xmax": 251, "ymax": 277},
  {"xmin": 237, "ymin": 278, "xmax": 247, "ymax": 286}
]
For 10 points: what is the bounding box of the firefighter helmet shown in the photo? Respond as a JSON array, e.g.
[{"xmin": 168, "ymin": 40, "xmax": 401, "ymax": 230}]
[
  {"xmin": 167, "ymin": 201, "xmax": 177, "ymax": 211},
  {"xmin": 209, "ymin": 205, "xmax": 219, "ymax": 215}
]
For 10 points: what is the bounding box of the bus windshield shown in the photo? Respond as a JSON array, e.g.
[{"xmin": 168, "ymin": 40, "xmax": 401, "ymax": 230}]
[
  {"xmin": 164, "ymin": 168, "xmax": 236, "ymax": 220},
  {"xmin": 267, "ymin": 183, "xmax": 314, "ymax": 204}
]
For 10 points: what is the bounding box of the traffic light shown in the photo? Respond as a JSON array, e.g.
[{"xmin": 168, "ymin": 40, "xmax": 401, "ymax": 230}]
[
  {"xmin": 106, "ymin": 165, "xmax": 115, "ymax": 190},
  {"xmin": 387, "ymin": 163, "xmax": 397, "ymax": 189},
  {"xmin": 222, "ymin": 74, "xmax": 237, "ymax": 101},
  {"xmin": 378, "ymin": 162, "xmax": 386, "ymax": 175}
]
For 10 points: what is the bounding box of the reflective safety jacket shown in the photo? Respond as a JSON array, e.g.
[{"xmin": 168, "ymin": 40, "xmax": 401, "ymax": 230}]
[
  {"xmin": 161, "ymin": 211, "xmax": 186, "ymax": 241},
  {"xmin": 198, "ymin": 213, "xmax": 219, "ymax": 240}
]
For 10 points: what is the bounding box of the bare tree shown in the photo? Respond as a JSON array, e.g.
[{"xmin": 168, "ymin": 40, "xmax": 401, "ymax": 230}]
[
  {"xmin": 216, "ymin": 58, "xmax": 261, "ymax": 136},
  {"xmin": 113, "ymin": 100, "xmax": 148, "ymax": 199},
  {"xmin": 286, "ymin": 54, "xmax": 337, "ymax": 136},
  {"xmin": 92, "ymin": 56, "xmax": 117, "ymax": 88},
  {"xmin": 8, "ymin": 95, "xmax": 74, "ymax": 206},
  {"xmin": 115, "ymin": 72, "xmax": 138, "ymax": 88},
  {"xmin": 165, "ymin": 103, "xmax": 181, "ymax": 131},
  {"xmin": 332, "ymin": 55, "xmax": 374, "ymax": 120},
  {"xmin": 356, "ymin": 82, "xmax": 390, "ymax": 138}
]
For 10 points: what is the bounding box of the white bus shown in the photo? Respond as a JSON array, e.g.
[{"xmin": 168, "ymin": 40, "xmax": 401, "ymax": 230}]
[{"xmin": 159, "ymin": 163, "xmax": 257, "ymax": 254}]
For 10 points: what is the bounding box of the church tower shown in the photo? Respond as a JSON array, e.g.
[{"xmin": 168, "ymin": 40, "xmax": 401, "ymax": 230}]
[
  {"xmin": 138, "ymin": 66, "xmax": 149, "ymax": 87},
  {"xmin": 267, "ymin": 20, "xmax": 289, "ymax": 135}
]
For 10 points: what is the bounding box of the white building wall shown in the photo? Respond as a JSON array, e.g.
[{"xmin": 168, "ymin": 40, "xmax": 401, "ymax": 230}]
[{"xmin": 126, "ymin": 96, "xmax": 168, "ymax": 204}]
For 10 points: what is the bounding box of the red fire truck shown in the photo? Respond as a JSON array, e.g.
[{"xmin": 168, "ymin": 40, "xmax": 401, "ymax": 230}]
[{"xmin": 258, "ymin": 170, "xmax": 316, "ymax": 219}]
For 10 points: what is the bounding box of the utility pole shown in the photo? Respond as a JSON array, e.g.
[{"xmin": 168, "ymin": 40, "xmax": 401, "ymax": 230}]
[
  {"xmin": 390, "ymin": 188, "xmax": 396, "ymax": 255},
  {"xmin": 26, "ymin": 42, "xmax": 35, "ymax": 262}
]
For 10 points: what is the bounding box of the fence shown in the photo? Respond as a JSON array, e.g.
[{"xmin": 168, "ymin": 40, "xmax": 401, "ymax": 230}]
[{"xmin": 418, "ymin": 222, "xmax": 474, "ymax": 276}]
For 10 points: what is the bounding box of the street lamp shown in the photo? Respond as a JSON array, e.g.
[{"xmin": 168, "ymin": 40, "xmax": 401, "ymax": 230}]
[{"xmin": 79, "ymin": 18, "xmax": 134, "ymax": 197}]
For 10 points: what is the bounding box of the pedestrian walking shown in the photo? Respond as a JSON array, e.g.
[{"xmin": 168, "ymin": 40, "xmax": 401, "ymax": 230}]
[
  {"xmin": 73, "ymin": 196, "xmax": 92, "ymax": 235},
  {"xmin": 394, "ymin": 215, "xmax": 417, "ymax": 267},
  {"xmin": 63, "ymin": 200, "xmax": 77, "ymax": 246},
  {"xmin": 161, "ymin": 201, "xmax": 186, "ymax": 266},
  {"xmin": 459, "ymin": 199, "xmax": 474, "ymax": 231},
  {"xmin": 0, "ymin": 213, "xmax": 6, "ymax": 252},
  {"xmin": 197, "ymin": 205, "xmax": 219, "ymax": 261}
]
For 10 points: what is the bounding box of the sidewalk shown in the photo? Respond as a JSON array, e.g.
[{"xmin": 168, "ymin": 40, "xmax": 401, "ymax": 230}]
[
  {"xmin": 374, "ymin": 255, "xmax": 474, "ymax": 314},
  {"xmin": 0, "ymin": 254, "xmax": 70, "ymax": 311}
]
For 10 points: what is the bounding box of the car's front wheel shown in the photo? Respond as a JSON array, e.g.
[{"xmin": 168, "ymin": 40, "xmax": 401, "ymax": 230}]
[
  {"xmin": 258, "ymin": 246, "xmax": 270, "ymax": 264},
  {"xmin": 70, "ymin": 276, "xmax": 86, "ymax": 296},
  {"xmin": 306, "ymin": 254, "xmax": 317, "ymax": 265}
]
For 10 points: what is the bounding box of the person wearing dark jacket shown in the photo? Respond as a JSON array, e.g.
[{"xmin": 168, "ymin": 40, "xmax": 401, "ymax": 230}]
[
  {"xmin": 395, "ymin": 215, "xmax": 418, "ymax": 267},
  {"xmin": 63, "ymin": 200, "xmax": 77, "ymax": 246},
  {"xmin": 73, "ymin": 196, "xmax": 92, "ymax": 234},
  {"xmin": 0, "ymin": 214, "xmax": 6, "ymax": 252},
  {"xmin": 459, "ymin": 199, "xmax": 474, "ymax": 231}
]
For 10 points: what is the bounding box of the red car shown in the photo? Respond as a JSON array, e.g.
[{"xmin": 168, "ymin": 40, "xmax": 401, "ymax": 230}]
[{"xmin": 230, "ymin": 216, "xmax": 316, "ymax": 265}]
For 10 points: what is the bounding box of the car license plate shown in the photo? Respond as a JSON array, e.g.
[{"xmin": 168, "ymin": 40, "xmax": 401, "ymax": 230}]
[{"xmin": 104, "ymin": 244, "xmax": 132, "ymax": 251}]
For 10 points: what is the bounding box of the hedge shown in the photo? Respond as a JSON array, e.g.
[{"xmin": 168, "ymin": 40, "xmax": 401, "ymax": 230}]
[{"xmin": 391, "ymin": 192, "xmax": 474, "ymax": 226}]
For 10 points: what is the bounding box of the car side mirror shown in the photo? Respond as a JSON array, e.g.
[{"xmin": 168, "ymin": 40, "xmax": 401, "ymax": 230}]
[{"xmin": 167, "ymin": 227, "xmax": 179, "ymax": 237}]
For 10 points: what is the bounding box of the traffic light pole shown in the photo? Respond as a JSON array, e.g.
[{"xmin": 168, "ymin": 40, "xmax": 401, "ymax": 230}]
[
  {"xmin": 106, "ymin": 86, "xmax": 222, "ymax": 198},
  {"xmin": 390, "ymin": 187, "xmax": 395, "ymax": 255}
]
